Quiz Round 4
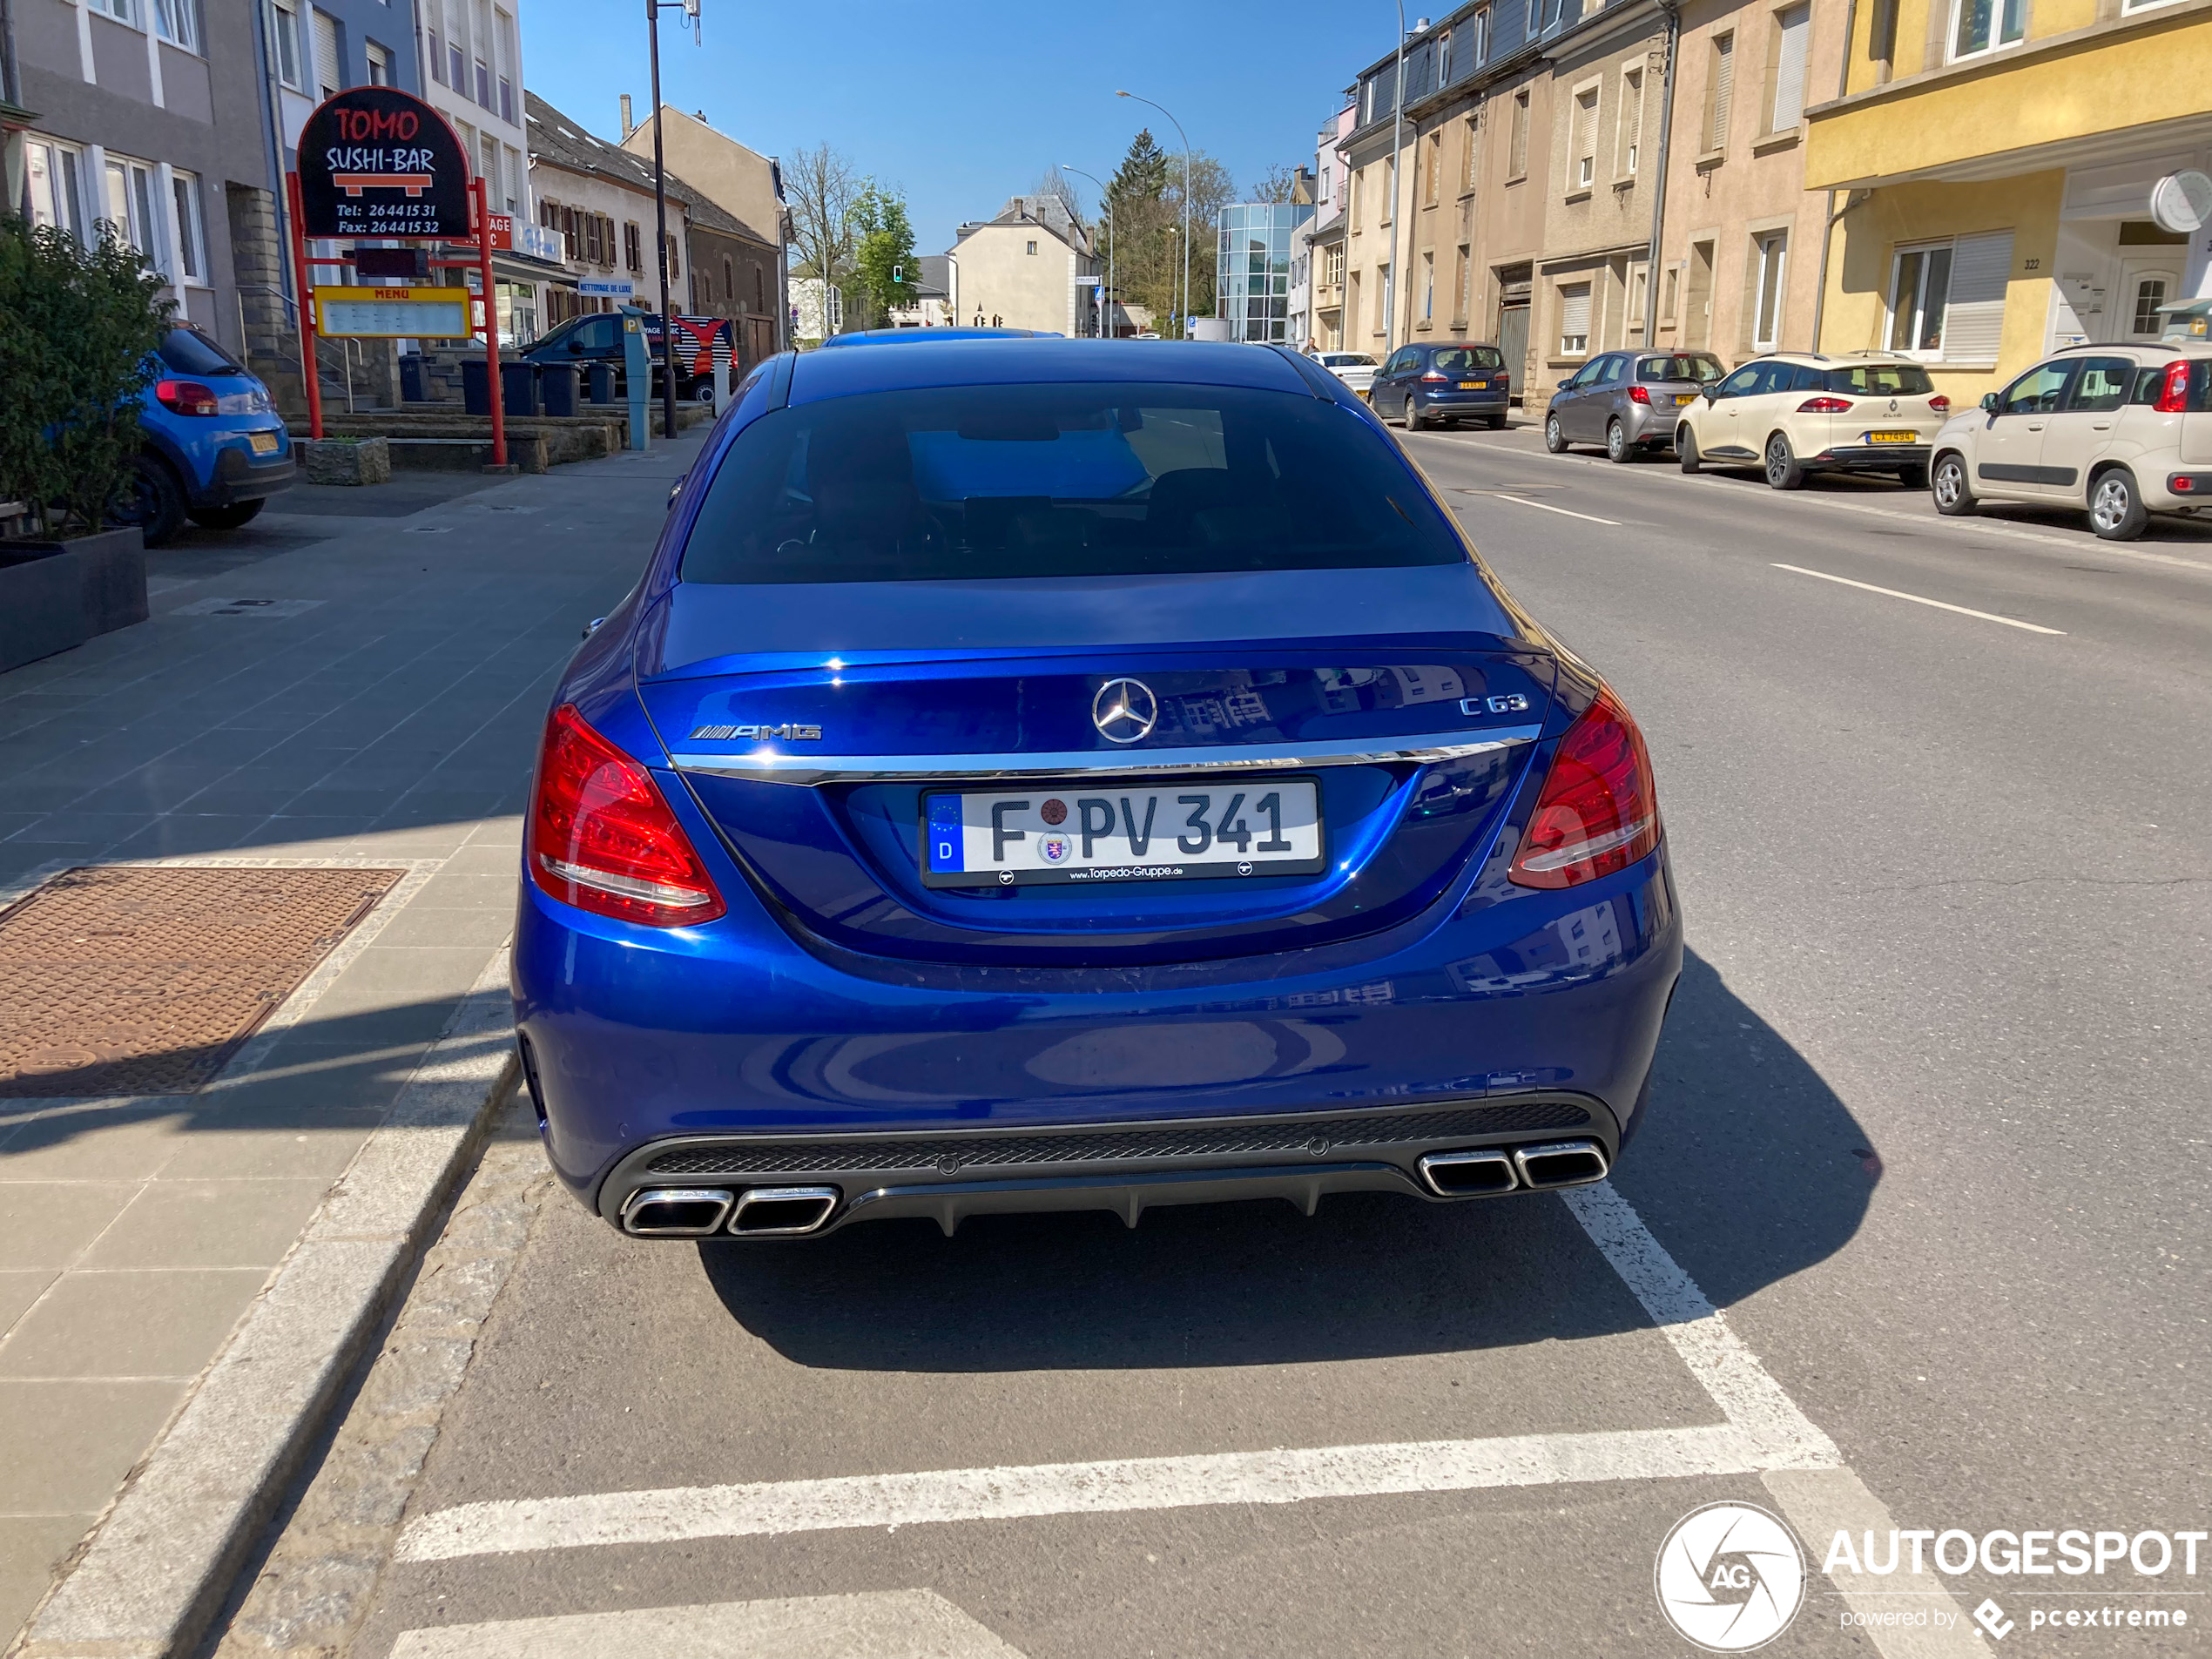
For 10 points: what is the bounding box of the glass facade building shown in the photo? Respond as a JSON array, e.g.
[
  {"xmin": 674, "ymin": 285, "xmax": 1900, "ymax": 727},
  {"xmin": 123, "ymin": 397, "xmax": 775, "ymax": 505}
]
[{"xmin": 1216, "ymin": 203, "xmax": 1315, "ymax": 343}]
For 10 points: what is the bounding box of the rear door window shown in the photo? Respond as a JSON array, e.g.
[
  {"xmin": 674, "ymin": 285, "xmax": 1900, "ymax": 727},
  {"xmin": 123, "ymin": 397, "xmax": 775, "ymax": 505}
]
[{"xmin": 681, "ymin": 382, "xmax": 1470, "ymax": 583}]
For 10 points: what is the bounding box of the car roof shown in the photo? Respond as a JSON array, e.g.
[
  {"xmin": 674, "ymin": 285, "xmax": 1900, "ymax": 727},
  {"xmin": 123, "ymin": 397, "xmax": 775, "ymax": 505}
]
[
  {"xmin": 788, "ymin": 337, "xmax": 1315, "ymax": 403},
  {"xmin": 817, "ymin": 327, "xmax": 1056, "ymax": 348}
]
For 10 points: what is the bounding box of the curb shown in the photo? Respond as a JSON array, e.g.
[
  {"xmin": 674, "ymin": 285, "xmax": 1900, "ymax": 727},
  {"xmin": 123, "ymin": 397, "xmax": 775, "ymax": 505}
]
[{"xmin": 15, "ymin": 949, "xmax": 519, "ymax": 1659}]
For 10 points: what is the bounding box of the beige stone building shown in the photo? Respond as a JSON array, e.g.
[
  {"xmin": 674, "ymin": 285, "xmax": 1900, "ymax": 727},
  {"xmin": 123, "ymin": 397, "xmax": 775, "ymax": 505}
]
[
  {"xmin": 618, "ymin": 103, "xmax": 787, "ymax": 362},
  {"xmin": 947, "ymin": 195, "xmax": 1098, "ymax": 336}
]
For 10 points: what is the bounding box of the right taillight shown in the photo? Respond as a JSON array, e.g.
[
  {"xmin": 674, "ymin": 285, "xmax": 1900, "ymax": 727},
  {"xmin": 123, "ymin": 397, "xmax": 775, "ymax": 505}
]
[
  {"xmin": 155, "ymin": 379, "xmax": 219, "ymax": 415},
  {"xmin": 1507, "ymin": 687, "xmax": 1662, "ymax": 890},
  {"xmin": 529, "ymin": 704, "xmax": 725, "ymax": 927},
  {"xmin": 2153, "ymin": 361, "xmax": 2190, "ymax": 414}
]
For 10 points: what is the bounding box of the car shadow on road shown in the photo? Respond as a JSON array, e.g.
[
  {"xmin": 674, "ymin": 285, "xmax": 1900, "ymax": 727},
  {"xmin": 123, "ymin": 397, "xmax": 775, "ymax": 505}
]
[{"xmin": 699, "ymin": 948, "xmax": 1876, "ymax": 1371}]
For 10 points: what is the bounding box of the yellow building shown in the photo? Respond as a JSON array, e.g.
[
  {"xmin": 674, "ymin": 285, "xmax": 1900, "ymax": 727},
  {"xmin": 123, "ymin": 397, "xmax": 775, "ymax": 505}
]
[{"xmin": 1804, "ymin": 0, "xmax": 2212, "ymax": 401}]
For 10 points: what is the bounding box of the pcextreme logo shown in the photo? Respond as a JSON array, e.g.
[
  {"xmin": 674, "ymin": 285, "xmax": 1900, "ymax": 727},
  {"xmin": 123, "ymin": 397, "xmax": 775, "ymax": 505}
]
[{"xmin": 1656, "ymin": 1501, "xmax": 1809, "ymax": 1651}]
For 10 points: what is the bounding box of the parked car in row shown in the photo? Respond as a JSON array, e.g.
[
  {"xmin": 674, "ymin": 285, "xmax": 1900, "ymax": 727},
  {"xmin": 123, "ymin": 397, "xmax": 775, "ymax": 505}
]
[
  {"xmin": 1312, "ymin": 351, "xmax": 1378, "ymax": 397},
  {"xmin": 1670, "ymin": 354, "xmax": 1948, "ymax": 489},
  {"xmin": 520, "ymin": 312, "xmax": 737, "ymax": 407},
  {"xmin": 1931, "ymin": 341, "xmax": 2212, "ymax": 540},
  {"xmin": 1544, "ymin": 351, "xmax": 1725, "ymax": 462},
  {"xmin": 1368, "ymin": 343, "xmax": 1512, "ymax": 429},
  {"xmin": 116, "ymin": 325, "xmax": 294, "ymax": 548}
]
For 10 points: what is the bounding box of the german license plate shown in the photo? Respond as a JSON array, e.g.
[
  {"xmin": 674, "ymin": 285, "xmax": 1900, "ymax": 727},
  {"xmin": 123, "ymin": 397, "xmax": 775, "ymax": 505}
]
[
  {"xmin": 1675, "ymin": 393, "xmax": 1697, "ymax": 406},
  {"xmin": 248, "ymin": 430, "xmax": 280, "ymax": 455},
  {"xmin": 922, "ymin": 779, "xmax": 1325, "ymax": 887},
  {"xmin": 1868, "ymin": 430, "xmax": 1918, "ymax": 444}
]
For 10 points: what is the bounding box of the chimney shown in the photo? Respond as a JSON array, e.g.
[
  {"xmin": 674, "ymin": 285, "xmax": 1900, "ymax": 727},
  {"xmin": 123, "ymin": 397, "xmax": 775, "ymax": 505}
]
[{"xmin": 619, "ymin": 94, "xmax": 633, "ymax": 138}]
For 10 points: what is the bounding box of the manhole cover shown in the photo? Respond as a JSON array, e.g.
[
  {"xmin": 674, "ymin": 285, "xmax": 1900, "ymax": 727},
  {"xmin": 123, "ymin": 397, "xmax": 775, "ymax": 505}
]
[{"xmin": 0, "ymin": 867, "xmax": 403, "ymax": 1097}]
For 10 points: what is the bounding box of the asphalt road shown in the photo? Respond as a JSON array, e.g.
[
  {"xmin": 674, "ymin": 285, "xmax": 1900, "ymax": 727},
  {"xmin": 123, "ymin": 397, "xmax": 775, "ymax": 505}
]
[{"xmin": 216, "ymin": 425, "xmax": 2212, "ymax": 1659}]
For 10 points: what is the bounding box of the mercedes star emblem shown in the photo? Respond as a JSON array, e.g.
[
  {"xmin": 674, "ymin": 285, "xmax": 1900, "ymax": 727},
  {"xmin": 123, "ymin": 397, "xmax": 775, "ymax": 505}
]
[{"xmin": 1092, "ymin": 678, "xmax": 1158, "ymax": 744}]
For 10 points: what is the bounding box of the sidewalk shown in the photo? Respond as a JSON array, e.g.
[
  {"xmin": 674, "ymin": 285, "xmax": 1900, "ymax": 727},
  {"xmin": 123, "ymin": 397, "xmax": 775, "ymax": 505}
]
[{"xmin": 0, "ymin": 426, "xmax": 707, "ymax": 1647}]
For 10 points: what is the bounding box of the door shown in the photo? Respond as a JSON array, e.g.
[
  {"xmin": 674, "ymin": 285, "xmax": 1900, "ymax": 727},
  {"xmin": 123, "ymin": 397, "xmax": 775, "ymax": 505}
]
[
  {"xmin": 2038, "ymin": 354, "xmax": 2134, "ymax": 494},
  {"xmin": 1976, "ymin": 360, "xmax": 2076, "ymax": 495},
  {"xmin": 1376, "ymin": 348, "xmax": 1412, "ymax": 415},
  {"xmin": 1702, "ymin": 363, "xmax": 1764, "ymax": 458},
  {"xmin": 1732, "ymin": 361, "xmax": 1800, "ymax": 462},
  {"xmin": 1551, "ymin": 359, "xmax": 1599, "ymax": 436},
  {"xmin": 2118, "ymin": 264, "xmax": 2179, "ymax": 343},
  {"xmin": 1496, "ymin": 304, "xmax": 1529, "ymax": 403},
  {"xmin": 1586, "ymin": 353, "xmax": 1631, "ymax": 441}
]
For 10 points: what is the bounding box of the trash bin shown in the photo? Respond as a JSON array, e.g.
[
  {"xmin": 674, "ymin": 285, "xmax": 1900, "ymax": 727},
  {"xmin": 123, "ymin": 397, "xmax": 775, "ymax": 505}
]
[
  {"xmin": 461, "ymin": 358, "xmax": 490, "ymax": 415},
  {"xmin": 539, "ymin": 364, "xmax": 581, "ymax": 418},
  {"xmin": 398, "ymin": 354, "xmax": 431, "ymax": 403},
  {"xmin": 500, "ymin": 361, "xmax": 542, "ymax": 417},
  {"xmin": 585, "ymin": 362, "xmax": 617, "ymax": 405}
]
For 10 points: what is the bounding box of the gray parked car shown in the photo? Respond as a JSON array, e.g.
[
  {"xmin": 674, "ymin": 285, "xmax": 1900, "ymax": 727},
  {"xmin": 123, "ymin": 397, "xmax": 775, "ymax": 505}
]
[{"xmin": 1545, "ymin": 350, "xmax": 1727, "ymax": 462}]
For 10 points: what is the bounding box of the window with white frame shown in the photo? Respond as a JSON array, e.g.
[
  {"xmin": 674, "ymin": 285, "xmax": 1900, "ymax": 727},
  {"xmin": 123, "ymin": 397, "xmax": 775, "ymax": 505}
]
[
  {"xmin": 1769, "ymin": 3, "xmax": 1811, "ymax": 131},
  {"xmin": 104, "ymin": 154, "xmax": 161, "ymax": 262},
  {"xmin": 1617, "ymin": 66, "xmax": 1645, "ymax": 176},
  {"xmin": 24, "ymin": 138, "xmax": 87, "ymax": 243},
  {"xmin": 1325, "ymin": 243, "xmax": 1345, "ymax": 287},
  {"xmin": 152, "ymin": 0, "xmax": 199, "ymax": 51},
  {"xmin": 271, "ymin": 0, "xmax": 305, "ymax": 89},
  {"xmin": 1885, "ymin": 230, "xmax": 2012, "ymax": 360},
  {"xmin": 1559, "ymin": 281, "xmax": 1591, "ymax": 354},
  {"xmin": 1750, "ymin": 231, "xmax": 1787, "ymax": 349},
  {"xmin": 1571, "ymin": 86, "xmax": 1598, "ymax": 191},
  {"xmin": 1949, "ymin": 0, "xmax": 2026, "ymax": 62},
  {"xmin": 170, "ymin": 170, "xmax": 207, "ymax": 285},
  {"xmin": 366, "ymin": 40, "xmax": 392, "ymax": 84},
  {"xmin": 1421, "ymin": 250, "xmax": 1435, "ymax": 320},
  {"xmin": 91, "ymin": 0, "xmax": 135, "ymax": 23}
]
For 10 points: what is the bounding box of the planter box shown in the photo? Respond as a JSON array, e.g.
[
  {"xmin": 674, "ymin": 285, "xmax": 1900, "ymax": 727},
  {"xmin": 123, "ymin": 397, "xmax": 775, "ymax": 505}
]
[
  {"xmin": 0, "ymin": 527, "xmax": 147, "ymax": 673},
  {"xmin": 300, "ymin": 436, "xmax": 392, "ymax": 486}
]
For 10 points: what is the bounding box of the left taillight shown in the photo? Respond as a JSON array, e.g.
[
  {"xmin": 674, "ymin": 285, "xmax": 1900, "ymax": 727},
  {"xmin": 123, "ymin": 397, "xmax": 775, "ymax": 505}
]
[
  {"xmin": 1507, "ymin": 686, "xmax": 1662, "ymax": 890},
  {"xmin": 155, "ymin": 379, "xmax": 219, "ymax": 416},
  {"xmin": 1797, "ymin": 395, "xmax": 1854, "ymax": 414},
  {"xmin": 529, "ymin": 704, "xmax": 725, "ymax": 927},
  {"xmin": 1628, "ymin": 384, "xmax": 1651, "ymax": 404}
]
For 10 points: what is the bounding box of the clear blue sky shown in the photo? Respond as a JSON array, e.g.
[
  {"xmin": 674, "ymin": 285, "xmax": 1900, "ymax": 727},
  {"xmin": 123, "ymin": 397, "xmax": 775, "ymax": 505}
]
[{"xmin": 520, "ymin": 0, "xmax": 1398, "ymax": 254}]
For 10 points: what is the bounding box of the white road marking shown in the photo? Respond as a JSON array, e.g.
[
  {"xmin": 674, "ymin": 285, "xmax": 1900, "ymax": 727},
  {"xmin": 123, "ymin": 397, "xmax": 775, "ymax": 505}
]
[
  {"xmin": 1771, "ymin": 563, "xmax": 2067, "ymax": 634},
  {"xmin": 388, "ymin": 1589, "xmax": 1026, "ymax": 1658},
  {"xmin": 395, "ymin": 1424, "xmax": 1776, "ymax": 1561},
  {"xmin": 1488, "ymin": 492, "xmax": 1622, "ymax": 526}
]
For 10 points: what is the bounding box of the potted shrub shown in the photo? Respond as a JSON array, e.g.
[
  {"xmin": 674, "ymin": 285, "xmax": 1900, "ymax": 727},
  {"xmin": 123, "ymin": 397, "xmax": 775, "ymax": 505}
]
[{"xmin": 0, "ymin": 214, "xmax": 170, "ymax": 671}]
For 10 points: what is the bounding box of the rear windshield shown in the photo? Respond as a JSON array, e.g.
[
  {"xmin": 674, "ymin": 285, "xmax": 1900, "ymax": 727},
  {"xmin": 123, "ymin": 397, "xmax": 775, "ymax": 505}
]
[
  {"xmin": 1322, "ymin": 354, "xmax": 1375, "ymax": 368},
  {"xmin": 1433, "ymin": 347, "xmax": 1504, "ymax": 371},
  {"xmin": 1639, "ymin": 354, "xmax": 1724, "ymax": 382},
  {"xmin": 158, "ymin": 327, "xmax": 245, "ymax": 375},
  {"xmin": 679, "ymin": 382, "xmax": 1468, "ymax": 584},
  {"xmin": 1825, "ymin": 362, "xmax": 1934, "ymax": 395}
]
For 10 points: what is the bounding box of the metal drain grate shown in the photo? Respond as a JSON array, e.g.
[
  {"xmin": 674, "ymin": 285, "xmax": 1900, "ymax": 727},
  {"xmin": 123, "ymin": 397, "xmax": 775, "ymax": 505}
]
[
  {"xmin": 643, "ymin": 1100, "xmax": 1593, "ymax": 1176},
  {"xmin": 0, "ymin": 866, "xmax": 404, "ymax": 1097}
]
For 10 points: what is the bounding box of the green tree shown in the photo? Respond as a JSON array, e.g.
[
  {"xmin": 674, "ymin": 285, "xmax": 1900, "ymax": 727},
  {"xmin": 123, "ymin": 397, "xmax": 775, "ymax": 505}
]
[
  {"xmin": 0, "ymin": 215, "xmax": 169, "ymax": 532},
  {"xmin": 850, "ymin": 185, "xmax": 918, "ymax": 327},
  {"xmin": 1097, "ymin": 129, "xmax": 1238, "ymax": 334}
]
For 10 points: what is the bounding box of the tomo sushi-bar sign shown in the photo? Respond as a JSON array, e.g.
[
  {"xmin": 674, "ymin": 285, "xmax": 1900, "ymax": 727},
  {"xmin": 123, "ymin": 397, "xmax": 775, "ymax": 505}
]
[{"xmin": 294, "ymin": 85, "xmax": 472, "ymax": 239}]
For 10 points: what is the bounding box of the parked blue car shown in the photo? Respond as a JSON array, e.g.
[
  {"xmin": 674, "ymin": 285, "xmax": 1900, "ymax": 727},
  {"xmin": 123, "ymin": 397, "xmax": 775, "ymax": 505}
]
[
  {"xmin": 117, "ymin": 326, "xmax": 294, "ymax": 546},
  {"xmin": 515, "ymin": 338, "xmax": 1680, "ymax": 1240}
]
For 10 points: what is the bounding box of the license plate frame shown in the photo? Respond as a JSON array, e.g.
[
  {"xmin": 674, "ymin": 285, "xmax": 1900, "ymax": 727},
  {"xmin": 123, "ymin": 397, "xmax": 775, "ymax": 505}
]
[
  {"xmin": 1867, "ymin": 430, "xmax": 1919, "ymax": 444},
  {"xmin": 247, "ymin": 431, "xmax": 280, "ymax": 455},
  {"xmin": 921, "ymin": 775, "xmax": 1328, "ymax": 888}
]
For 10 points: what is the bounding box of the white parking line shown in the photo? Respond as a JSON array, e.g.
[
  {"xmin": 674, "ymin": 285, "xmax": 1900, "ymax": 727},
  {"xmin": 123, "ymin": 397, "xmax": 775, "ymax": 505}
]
[
  {"xmin": 389, "ymin": 1590, "xmax": 1026, "ymax": 1658},
  {"xmin": 1772, "ymin": 563, "xmax": 2067, "ymax": 634},
  {"xmin": 1488, "ymin": 492, "xmax": 1623, "ymax": 526}
]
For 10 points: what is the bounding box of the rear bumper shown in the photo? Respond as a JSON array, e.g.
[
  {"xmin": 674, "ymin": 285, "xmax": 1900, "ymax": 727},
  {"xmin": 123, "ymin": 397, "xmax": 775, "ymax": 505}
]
[
  {"xmin": 2152, "ymin": 470, "xmax": 2212, "ymax": 508},
  {"xmin": 199, "ymin": 442, "xmax": 296, "ymax": 506},
  {"xmin": 595, "ymin": 1097, "xmax": 1618, "ymax": 1238},
  {"xmin": 1810, "ymin": 443, "xmax": 1930, "ymax": 471},
  {"xmin": 1414, "ymin": 390, "xmax": 1509, "ymax": 416}
]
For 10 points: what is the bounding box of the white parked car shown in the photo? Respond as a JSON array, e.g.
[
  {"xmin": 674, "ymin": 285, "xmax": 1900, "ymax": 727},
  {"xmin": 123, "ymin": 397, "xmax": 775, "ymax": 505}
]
[
  {"xmin": 1314, "ymin": 351, "xmax": 1379, "ymax": 397},
  {"xmin": 1675, "ymin": 352, "xmax": 1951, "ymax": 489},
  {"xmin": 1930, "ymin": 342, "xmax": 2212, "ymax": 540}
]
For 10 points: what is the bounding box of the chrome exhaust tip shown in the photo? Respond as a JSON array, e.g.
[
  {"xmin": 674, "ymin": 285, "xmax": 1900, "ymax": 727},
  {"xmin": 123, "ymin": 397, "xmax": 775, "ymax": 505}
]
[
  {"xmin": 1512, "ymin": 1140, "xmax": 1609, "ymax": 1190},
  {"xmin": 728, "ymin": 1184, "xmax": 840, "ymax": 1237},
  {"xmin": 1417, "ymin": 1148, "xmax": 1519, "ymax": 1197},
  {"xmin": 621, "ymin": 1187, "xmax": 735, "ymax": 1236}
]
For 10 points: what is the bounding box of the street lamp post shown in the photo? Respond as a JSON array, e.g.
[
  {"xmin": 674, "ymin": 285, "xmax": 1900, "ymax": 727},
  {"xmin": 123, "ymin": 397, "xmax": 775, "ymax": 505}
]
[
  {"xmin": 1063, "ymin": 162, "xmax": 1111, "ymax": 338},
  {"xmin": 643, "ymin": 0, "xmax": 699, "ymax": 440},
  {"xmin": 1386, "ymin": 0, "xmax": 1406, "ymax": 354},
  {"xmin": 1116, "ymin": 91, "xmax": 1191, "ymax": 338}
]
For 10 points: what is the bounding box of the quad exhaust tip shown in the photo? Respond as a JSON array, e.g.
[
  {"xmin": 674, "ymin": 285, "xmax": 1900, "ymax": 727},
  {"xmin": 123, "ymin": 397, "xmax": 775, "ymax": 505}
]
[
  {"xmin": 621, "ymin": 1187, "xmax": 735, "ymax": 1236},
  {"xmin": 1418, "ymin": 1148, "xmax": 1519, "ymax": 1197},
  {"xmin": 727, "ymin": 1185, "xmax": 840, "ymax": 1237},
  {"xmin": 1512, "ymin": 1139, "xmax": 1609, "ymax": 1190},
  {"xmin": 1418, "ymin": 1139, "xmax": 1609, "ymax": 1197}
]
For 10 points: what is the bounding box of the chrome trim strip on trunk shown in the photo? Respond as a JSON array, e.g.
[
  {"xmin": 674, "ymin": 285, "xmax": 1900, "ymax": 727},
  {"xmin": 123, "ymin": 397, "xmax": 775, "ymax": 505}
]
[{"xmin": 666, "ymin": 723, "xmax": 1544, "ymax": 786}]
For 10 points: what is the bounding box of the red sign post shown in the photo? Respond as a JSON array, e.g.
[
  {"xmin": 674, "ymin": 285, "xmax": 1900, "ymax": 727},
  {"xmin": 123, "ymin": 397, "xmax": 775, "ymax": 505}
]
[{"xmin": 287, "ymin": 87, "xmax": 507, "ymax": 469}]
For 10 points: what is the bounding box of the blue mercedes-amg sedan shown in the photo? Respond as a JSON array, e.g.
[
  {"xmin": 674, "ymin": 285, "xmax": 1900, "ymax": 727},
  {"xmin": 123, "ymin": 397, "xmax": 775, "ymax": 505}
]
[{"xmin": 514, "ymin": 338, "xmax": 1680, "ymax": 1240}]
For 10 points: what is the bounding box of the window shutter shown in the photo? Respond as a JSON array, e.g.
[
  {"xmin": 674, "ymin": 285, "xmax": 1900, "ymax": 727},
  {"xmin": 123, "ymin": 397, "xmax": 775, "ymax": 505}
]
[
  {"xmin": 1710, "ymin": 35, "xmax": 1735, "ymax": 149},
  {"xmin": 1770, "ymin": 4, "xmax": 1811, "ymax": 130},
  {"xmin": 312, "ymin": 8, "xmax": 341, "ymax": 98},
  {"xmin": 1561, "ymin": 284, "xmax": 1591, "ymax": 337},
  {"xmin": 1941, "ymin": 230, "xmax": 2012, "ymax": 361}
]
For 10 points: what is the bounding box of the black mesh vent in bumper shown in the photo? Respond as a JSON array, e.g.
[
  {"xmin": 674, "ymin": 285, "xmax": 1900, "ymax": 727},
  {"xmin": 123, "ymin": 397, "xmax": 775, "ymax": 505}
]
[{"xmin": 641, "ymin": 1099, "xmax": 1592, "ymax": 1177}]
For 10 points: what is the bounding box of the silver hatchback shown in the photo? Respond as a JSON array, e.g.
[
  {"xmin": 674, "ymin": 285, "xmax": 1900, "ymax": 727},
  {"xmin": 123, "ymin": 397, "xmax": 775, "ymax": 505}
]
[{"xmin": 1546, "ymin": 350, "xmax": 1727, "ymax": 462}]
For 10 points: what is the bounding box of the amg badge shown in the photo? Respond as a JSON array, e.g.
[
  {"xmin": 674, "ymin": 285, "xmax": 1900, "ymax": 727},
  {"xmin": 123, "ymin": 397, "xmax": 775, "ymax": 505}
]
[{"xmin": 688, "ymin": 723, "xmax": 823, "ymax": 741}]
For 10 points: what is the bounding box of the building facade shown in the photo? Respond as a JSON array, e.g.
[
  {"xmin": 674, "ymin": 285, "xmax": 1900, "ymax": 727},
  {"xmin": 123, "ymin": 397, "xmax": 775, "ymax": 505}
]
[
  {"xmin": 947, "ymin": 194, "xmax": 1097, "ymax": 336},
  {"xmin": 617, "ymin": 104, "xmax": 786, "ymax": 362},
  {"xmin": 1217, "ymin": 200, "xmax": 1313, "ymax": 342},
  {"xmin": 1805, "ymin": 0, "xmax": 2212, "ymax": 399}
]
